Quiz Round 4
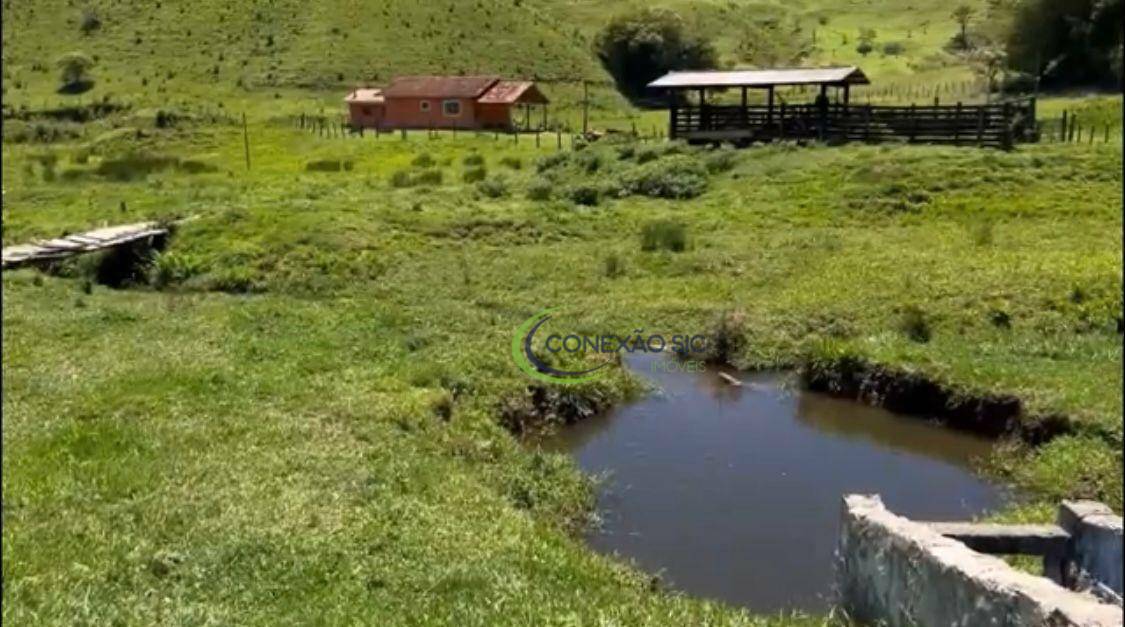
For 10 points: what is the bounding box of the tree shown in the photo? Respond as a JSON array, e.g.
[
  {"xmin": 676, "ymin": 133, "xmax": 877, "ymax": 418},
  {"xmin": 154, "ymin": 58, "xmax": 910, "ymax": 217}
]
[
  {"xmin": 80, "ymin": 8, "xmax": 102, "ymax": 35},
  {"xmin": 1005, "ymin": 0, "xmax": 1123, "ymax": 89},
  {"xmin": 856, "ymin": 28, "xmax": 877, "ymax": 56},
  {"xmin": 951, "ymin": 5, "xmax": 976, "ymax": 49},
  {"xmin": 595, "ymin": 8, "xmax": 718, "ymax": 99},
  {"xmin": 57, "ymin": 52, "xmax": 94, "ymax": 94},
  {"xmin": 969, "ymin": 46, "xmax": 1007, "ymax": 100}
]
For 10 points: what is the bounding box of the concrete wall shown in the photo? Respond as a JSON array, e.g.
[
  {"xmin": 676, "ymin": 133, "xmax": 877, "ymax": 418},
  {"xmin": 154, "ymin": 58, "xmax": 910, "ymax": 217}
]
[
  {"xmin": 1060, "ymin": 501, "xmax": 1124, "ymax": 597},
  {"xmin": 837, "ymin": 494, "xmax": 1122, "ymax": 627}
]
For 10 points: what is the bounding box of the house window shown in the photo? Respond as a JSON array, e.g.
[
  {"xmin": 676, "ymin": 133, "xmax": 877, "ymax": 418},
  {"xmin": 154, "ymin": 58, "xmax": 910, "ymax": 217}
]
[
  {"xmin": 442, "ymin": 100, "xmax": 461, "ymax": 117},
  {"xmin": 420, "ymin": 101, "xmax": 431, "ymax": 112}
]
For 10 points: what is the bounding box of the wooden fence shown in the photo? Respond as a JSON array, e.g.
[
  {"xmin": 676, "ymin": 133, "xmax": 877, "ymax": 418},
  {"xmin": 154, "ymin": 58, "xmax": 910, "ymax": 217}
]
[{"xmin": 671, "ymin": 98, "xmax": 1039, "ymax": 149}]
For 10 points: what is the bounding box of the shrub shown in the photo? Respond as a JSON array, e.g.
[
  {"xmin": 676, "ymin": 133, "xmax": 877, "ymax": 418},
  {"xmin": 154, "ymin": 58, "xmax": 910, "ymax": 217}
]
[
  {"xmin": 526, "ymin": 177, "xmax": 554, "ymax": 201},
  {"xmin": 899, "ymin": 305, "xmax": 932, "ymax": 343},
  {"xmin": 640, "ymin": 220, "xmax": 688, "ymax": 252},
  {"xmin": 390, "ymin": 169, "xmax": 414, "ymax": 188},
  {"xmin": 705, "ymin": 310, "xmax": 747, "ymax": 363},
  {"xmin": 856, "ymin": 41, "xmax": 874, "ymax": 56},
  {"xmin": 567, "ymin": 184, "xmax": 600, "ymax": 206},
  {"xmin": 412, "ymin": 153, "xmax": 435, "ymax": 168},
  {"xmin": 595, "ymin": 7, "xmax": 718, "ymax": 98},
  {"xmin": 536, "ymin": 152, "xmax": 569, "ymax": 172},
  {"xmin": 619, "ymin": 155, "xmax": 708, "ymax": 199},
  {"xmin": 476, "ymin": 177, "xmax": 509, "ymax": 198},
  {"xmin": 463, "ymin": 153, "xmax": 485, "ymax": 167},
  {"xmin": 413, "ymin": 168, "xmax": 443, "ymax": 186},
  {"xmin": 462, "ymin": 166, "xmax": 487, "ymax": 183},
  {"xmin": 704, "ymin": 146, "xmax": 738, "ymax": 173},
  {"xmin": 306, "ymin": 159, "xmax": 346, "ymax": 172},
  {"xmin": 150, "ymin": 251, "xmax": 204, "ymax": 289},
  {"xmin": 499, "ymin": 155, "xmax": 522, "ymax": 170},
  {"xmin": 574, "ymin": 150, "xmax": 601, "ymax": 174},
  {"xmin": 634, "ymin": 146, "xmax": 661, "ymax": 164},
  {"xmin": 616, "ymin": 144, "xmax": 636, "ymax": 160},
  {"xmin": 882, "ymin": 41, "xmax": 905, "ymax": 56},
  {"xmin": 80, "ymin": 8, "xmax": 102, "ymax": 35},
  {"xmin": 603, "ymin": 253, "xmax": 625, "ymax": 278}
]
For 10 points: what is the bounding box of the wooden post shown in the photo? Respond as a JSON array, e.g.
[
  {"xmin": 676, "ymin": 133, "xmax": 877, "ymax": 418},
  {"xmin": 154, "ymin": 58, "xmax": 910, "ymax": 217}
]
[
  {"xmin": 976, "ymin": 107, "xmax": 985, "ymax": 146},
  {"xmin": 557, "ymin": 129, "xmax": 562, "ymax": 150},
  {"xmin": 909, "ymin": 104, "xmax": 917, "ymax": 143},
  {"xmin": 741, "ymin": 86, "xmax": 748, "ymax": 129},
  {"xmin": 242, "ymin": 113, "xmax": 250, "ymax": 171},
  {"xmin": 1059, "ymin": 110, "xmax": 1067, "ymax": 142},
  {"xmin": 698, "ymin": 88, "xmax": 707, "ymax": 131},
  {"xmin": 582, "ymin": 80, "xmax": 589, "ymax": 135},
  {"xmin": 954, "ymin": 102, "xmax": 962, "ymax": 144},
  {"xmin": 1068, "ymin": 115, "xmax": 1077, "ymax": 142},
  {"xmin": 524, "ymin": 104, "xmax": 530, "ymax": 131},
  {"xmin": 1001, "ymin": 102, "xmax": 1013, "ymax": 150},
  {"xmin": 669, "ymin": 90, "xmax": 677, "ymax": 140},
  {"xmin": 767, "ymin": 85, "xmax": 774, "ymax": 132},
  {"xmin": 779, "ymin": 102, "xmax": 786, "ymax": 140},
  {"xmin": 864, "ymin": 105, "xmax": 871, "ymax": 142}
]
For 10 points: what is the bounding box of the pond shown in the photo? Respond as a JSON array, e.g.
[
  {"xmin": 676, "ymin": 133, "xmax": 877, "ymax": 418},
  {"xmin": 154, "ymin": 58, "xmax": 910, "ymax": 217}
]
[{"xmin": 540, "ymin": 353, "xmax": 1010, "ymax": 612}]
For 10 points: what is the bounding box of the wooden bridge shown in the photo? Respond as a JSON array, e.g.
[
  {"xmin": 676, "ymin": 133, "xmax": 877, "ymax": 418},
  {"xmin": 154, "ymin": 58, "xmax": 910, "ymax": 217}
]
[{"xmin": 650, "ymin": 67, "xmax": 1038, "ymax": 149}]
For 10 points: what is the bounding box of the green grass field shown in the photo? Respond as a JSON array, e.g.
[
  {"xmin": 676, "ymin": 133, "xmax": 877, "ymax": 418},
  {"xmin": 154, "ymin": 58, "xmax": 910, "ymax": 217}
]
[{"xmin": 3, "ymin": 0, "xmax": 1124, "ymax": 624}]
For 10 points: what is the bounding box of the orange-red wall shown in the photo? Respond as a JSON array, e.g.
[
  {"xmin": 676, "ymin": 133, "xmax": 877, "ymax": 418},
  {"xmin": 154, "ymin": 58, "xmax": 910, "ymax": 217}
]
[
  {"xmin": 379, "ymin": 97, "xmax": 513, "ymax": 130},
  {"xmin": 347, "ymin": 103, "xmax": 384, "ymax": 128}
]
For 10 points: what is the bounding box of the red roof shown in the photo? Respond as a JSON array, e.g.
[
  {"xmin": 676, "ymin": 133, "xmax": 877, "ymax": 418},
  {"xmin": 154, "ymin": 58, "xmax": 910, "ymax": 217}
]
[
  {"xmin": 382, "ymin": 75, "xmax": 500, "ymax": 99},
  {"xmin": 477, "ymin": 81, "xmax": 549, "ymax": 105}
]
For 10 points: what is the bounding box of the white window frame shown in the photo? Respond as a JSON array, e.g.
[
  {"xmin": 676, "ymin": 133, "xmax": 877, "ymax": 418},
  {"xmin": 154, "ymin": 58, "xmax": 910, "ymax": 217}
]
[
  {"xmin": 442, "ymin": 99, "xmax": 462, "ymax": 117},
  {"xmin": 419, "ymin": 100, "xmax": 431, "ymax": 113}
]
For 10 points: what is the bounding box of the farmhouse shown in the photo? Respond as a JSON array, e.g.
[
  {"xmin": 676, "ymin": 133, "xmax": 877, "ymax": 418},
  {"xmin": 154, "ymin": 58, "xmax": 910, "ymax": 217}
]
[{"xmin": 345, "ymin": 76, "xmax": 549, "ymax": 131}]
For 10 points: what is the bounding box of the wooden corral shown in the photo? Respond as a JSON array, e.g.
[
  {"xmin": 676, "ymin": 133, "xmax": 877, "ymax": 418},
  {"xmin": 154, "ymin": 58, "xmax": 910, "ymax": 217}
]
[{"xmin": 649, "ymin": 67, "xmax": 1038, "ymax": 149}]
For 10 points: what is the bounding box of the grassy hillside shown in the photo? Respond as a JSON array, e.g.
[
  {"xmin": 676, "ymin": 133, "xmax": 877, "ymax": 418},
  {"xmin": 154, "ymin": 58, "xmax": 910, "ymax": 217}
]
[
  {"xmin": 2, "ymin": 0, "xmax": 1000, "ymax": 118},
  {"xmin": 3, "ymin": 1, "xmax": 1123, "ymax": 624}
]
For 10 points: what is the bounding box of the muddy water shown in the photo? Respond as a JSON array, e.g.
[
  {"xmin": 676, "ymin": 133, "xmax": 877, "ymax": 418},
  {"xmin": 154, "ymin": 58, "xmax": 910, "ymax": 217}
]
[{"xmin": 541, "ymin": 353, "xmax": 1009, "ymax": 612}]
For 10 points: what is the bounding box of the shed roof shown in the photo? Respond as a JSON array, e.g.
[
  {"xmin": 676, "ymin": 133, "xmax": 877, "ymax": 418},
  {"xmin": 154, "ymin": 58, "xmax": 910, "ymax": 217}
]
[
  {"xmin": 477, "ymin": 81, "xmax": 549, "ymax": 105},
  {"xmin": 647, "ymin": 66, "xmax": 870, "ymax": 89},
  {"xmin": 344, "ymin": 88, "xmax": 385, "ymax": 104},
  {"xmin": 382, "ymin": 75, "xmax": 500, "ymax": 99}
]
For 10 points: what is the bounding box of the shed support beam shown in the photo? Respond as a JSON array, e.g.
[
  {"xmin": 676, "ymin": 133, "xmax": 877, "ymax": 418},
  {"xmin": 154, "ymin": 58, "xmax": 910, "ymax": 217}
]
[{"xmin": 767, "ymin": 86, "xmax": 775, "ymax": 129}]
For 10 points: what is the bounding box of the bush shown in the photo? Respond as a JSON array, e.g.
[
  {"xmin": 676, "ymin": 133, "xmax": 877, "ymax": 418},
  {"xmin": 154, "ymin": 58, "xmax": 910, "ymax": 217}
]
[
  {"xmin": 476, "ymin": 177, "xmax": 509, "ymax": 198},
  {"xmin": 413, "ymin": 168, "xmax": 443, "ymax": 186},
  {"xmin": 80, "ymin": 8, "xmax": 102, "ymax": 35},
  {"xmin": 618, "ymin": 155, "xmax": 708, "ymax": 199},
  {"xmin": 412, "ymin": 153, "xmax": 435, "ymax": 168},
  {"xmin": 536, "ymin": 152, "xmax": 569, "ymax": 173},
  {"xmin": 150, "ymin": 251, "xmax": 204, "ymax": 289},
  {"xmin": 574, "ymin": 150, "xmax": 601, "ymax": 174},
  {"xmin": 705, "ymin": 310, "xmax": 747, "ymax": 363},
  {"xmin": 634, "ymin": 146, "xmax": 661, "ymax": 164},
  {"xmin": 856, "ymin": 41, "xmax": 874, "ymax": 56},
  {"xmin": 306, "ymin": 159, "xmax": 349, "ymax": 172},
  {"xmin": 463, "ymin": 153, "xmax": 485, "ymax": 167},
  {"xmin": 390, "ymin": 169, "xmax": 414, "ymax": 188},
  {"xmin": 462, "ymin": 166, "xmax": 487, "ymax": 183},
  {"xmin": 882, "ymin": 41, "xmax": 905, "ymax": 56},
  {"xmin": 603, "ymin": 252, "xmax": 625, "ymax": 278},
  {"xmin": 499, "ymin": 155, "xmax": 522, "ymax": 170},
  {"xmin": 899, "ymin": 305, "xmax": 932, "ymax": 343},
  {"xmin": 567, "ymin": 184, "xmax": 600, "ymax": 206},
  {"xmin": 595, "ymin": 7, "xmax": 718, "ymax": 98},
  {"xmin": 640, "ymin": 220, "xmax": 688, "ymax": 252},
  {"xmin": 526, "ymin": 177, "xmax": 554, "ymax": 201},
  {"xmin": 704, "ymin": 146, "xmax": 738, "ymax": 173}
]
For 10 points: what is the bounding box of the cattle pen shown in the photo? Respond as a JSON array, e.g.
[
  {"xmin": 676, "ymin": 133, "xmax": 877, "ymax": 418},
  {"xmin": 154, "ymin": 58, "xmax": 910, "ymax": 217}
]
[{"xmin": 649, "ymin": 67, "xmax": 1039, "ymax": 149}]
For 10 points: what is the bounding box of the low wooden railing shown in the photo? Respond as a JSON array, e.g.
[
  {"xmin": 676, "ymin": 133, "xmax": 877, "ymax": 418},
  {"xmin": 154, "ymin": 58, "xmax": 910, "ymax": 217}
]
[{"xmin": 670, "ymin": 98, "xmax": 1037, "ymax": 148}]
